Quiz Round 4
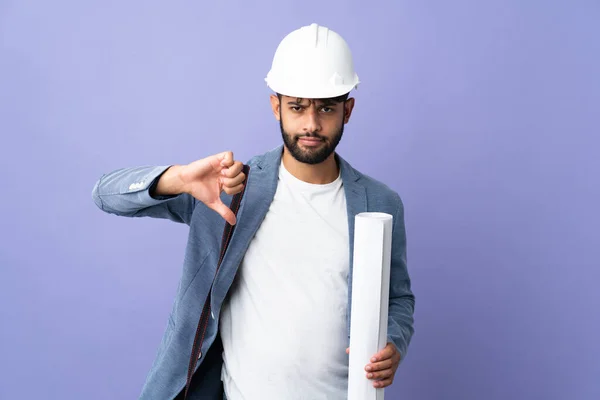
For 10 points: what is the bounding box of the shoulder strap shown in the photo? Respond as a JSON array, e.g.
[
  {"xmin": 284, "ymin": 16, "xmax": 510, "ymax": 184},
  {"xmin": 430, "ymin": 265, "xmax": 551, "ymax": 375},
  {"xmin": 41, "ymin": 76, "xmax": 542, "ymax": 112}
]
[{"xmin": 183, "ymin": 164, "xmax": 250, "ymax": 400}]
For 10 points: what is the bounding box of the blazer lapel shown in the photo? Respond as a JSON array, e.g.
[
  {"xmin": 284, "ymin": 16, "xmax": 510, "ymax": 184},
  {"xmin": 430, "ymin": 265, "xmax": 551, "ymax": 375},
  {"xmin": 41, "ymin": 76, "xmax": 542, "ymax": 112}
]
[
  {"xmin": 211, "ymin": 146, "xmax": 282, "ymax": 309},
  {"xmin": 337, "ymin": 153, "xmax": 367, "ymax": 337}
]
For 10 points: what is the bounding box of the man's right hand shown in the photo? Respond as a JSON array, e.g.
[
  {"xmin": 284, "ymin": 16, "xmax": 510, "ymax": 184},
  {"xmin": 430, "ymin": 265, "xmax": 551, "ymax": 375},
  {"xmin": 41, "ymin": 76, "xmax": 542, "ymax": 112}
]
[{"xmin": 153, "ymin": 151, "xmax": 246, "ymax": 225}]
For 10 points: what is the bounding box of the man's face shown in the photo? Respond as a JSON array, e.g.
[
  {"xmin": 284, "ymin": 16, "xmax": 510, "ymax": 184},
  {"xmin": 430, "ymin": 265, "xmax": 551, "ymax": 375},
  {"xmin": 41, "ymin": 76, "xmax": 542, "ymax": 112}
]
[{"xmin": 271, "ymin": 95, "xmax": 355, "ymax": 165}]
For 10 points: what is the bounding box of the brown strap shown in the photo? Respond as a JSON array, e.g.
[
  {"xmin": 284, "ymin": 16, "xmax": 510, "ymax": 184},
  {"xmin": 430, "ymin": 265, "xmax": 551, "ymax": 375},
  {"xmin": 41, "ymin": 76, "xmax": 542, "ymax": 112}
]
[{"xmin": 183, "ymin": 164, "xmax": 250, "ymax": 400}]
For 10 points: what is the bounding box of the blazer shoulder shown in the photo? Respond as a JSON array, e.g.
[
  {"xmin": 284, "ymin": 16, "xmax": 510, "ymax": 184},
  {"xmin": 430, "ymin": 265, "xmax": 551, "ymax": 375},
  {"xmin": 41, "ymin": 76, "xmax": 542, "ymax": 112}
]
[{"xmin": 355, "ymin": 169, "xmax": 404, "ymax": 206}]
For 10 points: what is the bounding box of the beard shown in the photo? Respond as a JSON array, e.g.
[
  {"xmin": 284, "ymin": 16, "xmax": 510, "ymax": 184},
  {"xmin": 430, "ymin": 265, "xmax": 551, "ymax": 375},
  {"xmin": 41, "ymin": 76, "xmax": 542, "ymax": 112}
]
[{"xmin": 280, "ymin": 119, "xmax": 344, "ymax": 165}]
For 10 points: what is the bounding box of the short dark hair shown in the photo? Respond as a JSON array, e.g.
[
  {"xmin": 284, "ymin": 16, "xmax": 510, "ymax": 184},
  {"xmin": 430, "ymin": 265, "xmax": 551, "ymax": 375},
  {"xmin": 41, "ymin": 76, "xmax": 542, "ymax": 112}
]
[{"xmin": 276, "ymin": 92, "xmax": 349, "ymax": 104}]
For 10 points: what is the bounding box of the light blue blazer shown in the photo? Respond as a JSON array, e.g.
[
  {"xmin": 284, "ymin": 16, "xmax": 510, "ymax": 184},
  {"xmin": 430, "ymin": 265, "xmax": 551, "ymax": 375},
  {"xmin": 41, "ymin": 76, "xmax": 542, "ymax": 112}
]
[{"xmin": 92, "ymin": 145, "xmax": 415, "ymax": 399}]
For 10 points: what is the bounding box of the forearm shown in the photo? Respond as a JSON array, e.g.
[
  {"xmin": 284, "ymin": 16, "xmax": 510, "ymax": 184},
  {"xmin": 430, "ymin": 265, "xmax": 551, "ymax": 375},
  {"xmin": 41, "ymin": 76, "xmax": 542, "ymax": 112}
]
[
  {"xmin": 387, "ymin": 287, "xmax": 415, "ymax": 362},
  {"xmin": 92, "ymin": 165, "xmax": 196, "ymax": 224},
  {"xmin": 386, "ymin": 194, "xmax": 415, "ymax": 362}
]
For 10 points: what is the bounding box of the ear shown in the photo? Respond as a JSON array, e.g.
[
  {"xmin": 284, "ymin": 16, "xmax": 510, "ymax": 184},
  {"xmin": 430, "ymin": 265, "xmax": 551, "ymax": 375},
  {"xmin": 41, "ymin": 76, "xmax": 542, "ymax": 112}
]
[
  {"xmin": 343, "ymin": 98, "xmax": 355, "ymax": 124},
  {"xmin": 270, "ymin": 94, "xmax": 281, "ymax": 121}
]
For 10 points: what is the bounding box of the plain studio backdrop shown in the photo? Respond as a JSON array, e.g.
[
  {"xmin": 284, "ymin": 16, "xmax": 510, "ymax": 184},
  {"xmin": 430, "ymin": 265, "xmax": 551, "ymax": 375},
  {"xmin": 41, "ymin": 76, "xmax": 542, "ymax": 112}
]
[{"xmin": 1, "ymin": 1, "xmax": 598, "ymax": 399}]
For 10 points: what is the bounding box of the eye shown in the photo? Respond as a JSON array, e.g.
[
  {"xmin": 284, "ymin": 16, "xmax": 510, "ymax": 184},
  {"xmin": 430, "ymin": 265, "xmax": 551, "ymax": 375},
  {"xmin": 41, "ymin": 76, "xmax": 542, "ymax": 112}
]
[
  {"xmin": 291, "ymin": 106, "xmax": 303, "ymax": 112},
  {"xmin": 320, "ymin": 107, "xmax": 334, "ymax": 113}
]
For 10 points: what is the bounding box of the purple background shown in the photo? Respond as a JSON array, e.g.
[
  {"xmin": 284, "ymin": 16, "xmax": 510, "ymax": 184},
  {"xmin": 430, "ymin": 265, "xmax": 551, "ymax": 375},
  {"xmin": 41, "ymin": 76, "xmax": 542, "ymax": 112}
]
[{"xmin": 1, "ymin": 1, "xmax": 598, "ymax": 399}]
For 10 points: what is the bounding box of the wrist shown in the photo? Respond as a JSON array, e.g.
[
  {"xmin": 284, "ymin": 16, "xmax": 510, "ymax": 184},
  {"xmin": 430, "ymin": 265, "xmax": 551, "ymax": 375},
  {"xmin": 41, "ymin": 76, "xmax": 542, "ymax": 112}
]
[
  {"xmin": 154, "ymin": 165, "xmax": 187, "ymax": 196},
  {"xmin": 172, "ymin": 165, "xmax": 188, "ymax": 194}
]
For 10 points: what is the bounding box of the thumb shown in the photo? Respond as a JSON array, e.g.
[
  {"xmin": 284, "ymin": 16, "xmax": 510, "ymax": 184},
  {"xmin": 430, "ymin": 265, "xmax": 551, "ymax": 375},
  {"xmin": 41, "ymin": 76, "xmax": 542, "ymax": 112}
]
[
  {"xmin": 346, "ymin": 347, "xmax": 350, "ymax": 355},
  {"xmin": 219, "ymin": 151, "xmax": 234, "ymax": 168},
  {"xmin": 209, "ymin": 199, "xmax": 237, "ymax": 226}
]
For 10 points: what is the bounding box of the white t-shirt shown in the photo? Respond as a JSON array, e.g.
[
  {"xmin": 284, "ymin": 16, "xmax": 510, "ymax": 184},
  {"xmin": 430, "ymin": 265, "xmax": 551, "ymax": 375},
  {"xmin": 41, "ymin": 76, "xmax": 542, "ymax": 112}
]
[{"xmin": 219, "ymin": 160, "xmax": 350, "ymax": 400}]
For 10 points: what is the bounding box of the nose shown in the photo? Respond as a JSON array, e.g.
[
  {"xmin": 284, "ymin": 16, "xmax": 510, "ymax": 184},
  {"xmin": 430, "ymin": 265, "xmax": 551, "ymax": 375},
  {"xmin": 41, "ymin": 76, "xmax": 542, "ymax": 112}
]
[{"xmin": 303, "ymin": 107, "xmax": 322, "ymax": 134}]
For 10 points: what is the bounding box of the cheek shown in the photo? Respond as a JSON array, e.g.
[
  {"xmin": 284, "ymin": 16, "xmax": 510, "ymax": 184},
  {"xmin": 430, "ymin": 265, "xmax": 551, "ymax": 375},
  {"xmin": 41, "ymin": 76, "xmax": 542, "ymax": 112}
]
[
  {"xmin": 321, "ymin": 116, "xmax": 343, "ymax": 132},
  {"xmin": 282, "ymin": 116, "xmax": 303, "ymax": 132}
]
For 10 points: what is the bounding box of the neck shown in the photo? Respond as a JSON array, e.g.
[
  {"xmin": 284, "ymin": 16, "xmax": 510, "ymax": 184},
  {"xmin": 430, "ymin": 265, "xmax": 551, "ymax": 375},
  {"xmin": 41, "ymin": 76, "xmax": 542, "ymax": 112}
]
[{"xmin": 281, "ymin": 148, "xmax": 339, "ymax": 184}]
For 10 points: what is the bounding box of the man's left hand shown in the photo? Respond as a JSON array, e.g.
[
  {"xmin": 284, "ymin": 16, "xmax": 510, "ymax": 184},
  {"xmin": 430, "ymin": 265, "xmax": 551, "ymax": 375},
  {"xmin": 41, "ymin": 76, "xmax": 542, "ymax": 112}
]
[{"xmin": 346, "ymin": 342, "xmax": 401, "ymax": 388}]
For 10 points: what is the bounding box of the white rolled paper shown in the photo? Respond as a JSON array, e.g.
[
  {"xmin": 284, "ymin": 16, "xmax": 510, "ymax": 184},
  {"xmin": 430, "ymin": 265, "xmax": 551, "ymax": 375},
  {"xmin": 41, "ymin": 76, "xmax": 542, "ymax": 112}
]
[{"xmin": 348, "ymin": 212, "xmax": 393, "ymax": 400}]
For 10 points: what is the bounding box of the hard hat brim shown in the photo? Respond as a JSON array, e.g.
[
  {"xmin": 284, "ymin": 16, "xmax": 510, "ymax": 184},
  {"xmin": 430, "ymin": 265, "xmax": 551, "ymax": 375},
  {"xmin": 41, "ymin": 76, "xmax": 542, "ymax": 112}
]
[{"xmin": 265, "ymin": 77, "xmax": 359, "ymax": 100}]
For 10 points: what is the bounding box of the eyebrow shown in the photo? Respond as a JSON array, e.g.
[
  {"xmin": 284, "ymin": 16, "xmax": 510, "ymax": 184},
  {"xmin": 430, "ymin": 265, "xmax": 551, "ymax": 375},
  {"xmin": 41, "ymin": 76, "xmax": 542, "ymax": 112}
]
[{"xmin": 286, "ymin": 101, "xmax": 337, "ymax": 107}]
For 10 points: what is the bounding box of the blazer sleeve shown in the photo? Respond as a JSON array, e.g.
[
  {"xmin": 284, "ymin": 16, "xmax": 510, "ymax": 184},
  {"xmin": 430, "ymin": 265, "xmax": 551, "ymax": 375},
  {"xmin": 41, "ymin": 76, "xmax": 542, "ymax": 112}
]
[
  {"xmin": 91, "ymin": 165, "xmax": 197, "ymax": 225},
  {"xmin": 386, "ymin": 194, "xmax": 416, "ymax": 364}
]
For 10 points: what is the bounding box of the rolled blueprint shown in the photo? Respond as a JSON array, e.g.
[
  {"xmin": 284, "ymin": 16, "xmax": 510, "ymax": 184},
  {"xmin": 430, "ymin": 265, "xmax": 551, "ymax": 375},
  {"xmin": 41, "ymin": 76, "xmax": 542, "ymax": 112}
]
[{"xmin": 348, "ymin": 212, "xmax": 393, "ymax": 400}]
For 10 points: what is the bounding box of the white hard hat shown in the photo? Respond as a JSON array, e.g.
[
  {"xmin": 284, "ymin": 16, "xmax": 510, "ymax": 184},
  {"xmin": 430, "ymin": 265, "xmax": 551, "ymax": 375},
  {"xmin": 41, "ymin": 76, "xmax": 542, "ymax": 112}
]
[{"xmin": 265, "ymin": 23, "xmax": 360, "ymax": 99}]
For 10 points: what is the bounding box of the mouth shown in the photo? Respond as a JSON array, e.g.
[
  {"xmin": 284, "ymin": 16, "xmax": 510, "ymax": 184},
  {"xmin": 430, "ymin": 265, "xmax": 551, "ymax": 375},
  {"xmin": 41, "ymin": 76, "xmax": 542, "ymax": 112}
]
[{"xmin": 297, "ymin": 137, "xmax": 324, "ymax": 147}]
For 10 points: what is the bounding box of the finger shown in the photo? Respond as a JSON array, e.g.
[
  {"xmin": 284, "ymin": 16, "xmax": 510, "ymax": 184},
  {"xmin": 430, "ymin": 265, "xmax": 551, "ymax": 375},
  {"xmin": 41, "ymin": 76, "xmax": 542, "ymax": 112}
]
[
  {"xmin": 219, "ymin": 151, "xmax": 234, "ymax": 168},
  {"xmin": 366, "ymin": 368, "xmax": 393, "ymax": 381},
  {"xmin": 209, "ymin": 199, "xmax": 236, "ymax": 225},
  {"xmin": 371, "ymin": 343, "xmax": 396, "ymax": 362},
  {"xmin": 346, "ymin": 348, "xmax": 350, "ymax": 355},
  {"xmin": 365, "ymin": 358, "xmax": 394, "ymax": 372},
  {"xmin": 372, "ymin": 378, "xmax": 393, "ymax": 388},
  {"xmin": 223, "ymin": 183, "xmax": 245, "ymax": 196},
  {"xmin": 221, "ymin": 173, "xmax": 246, "ymax": 188},
  {"xmin": 221, "ymin": 162, "xmax": 244, "ymax": 180},
  {"xmin": 221, "ymin": 160, "xmax": 243, "ymax": 178}
]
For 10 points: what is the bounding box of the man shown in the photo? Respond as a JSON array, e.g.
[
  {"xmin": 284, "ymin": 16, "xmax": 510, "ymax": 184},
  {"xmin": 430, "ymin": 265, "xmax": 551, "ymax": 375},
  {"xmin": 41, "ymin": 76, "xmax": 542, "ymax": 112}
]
[{"xmin": 92, "ymin": 23, "xmax": 415, "ymax": 400}]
